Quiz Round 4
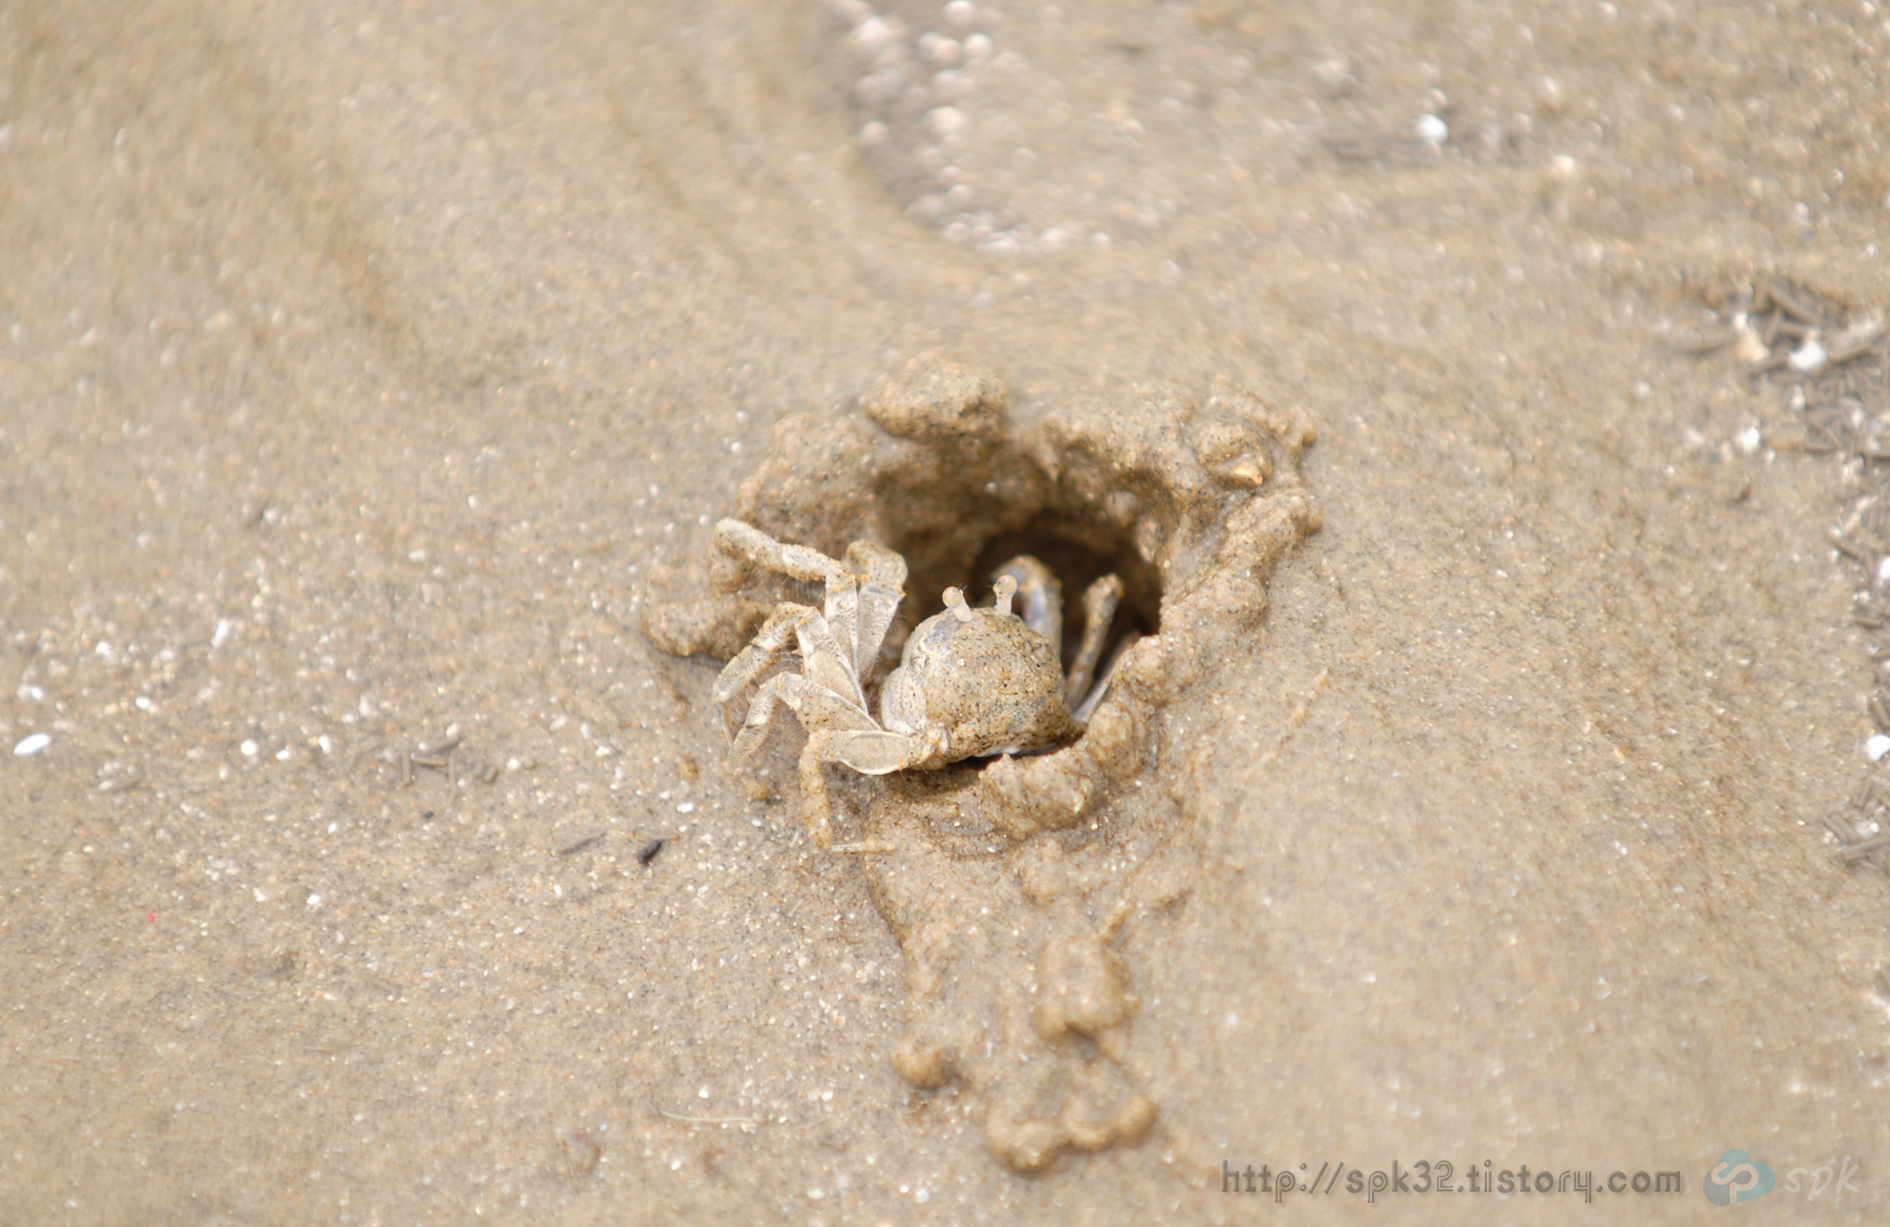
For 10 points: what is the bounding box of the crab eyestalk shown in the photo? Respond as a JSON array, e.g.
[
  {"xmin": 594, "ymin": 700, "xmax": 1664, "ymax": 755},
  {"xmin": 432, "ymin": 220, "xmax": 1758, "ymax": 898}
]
[{"xmin": 992, "ymin": 573, "xmax": 1019, "ymax": 617}]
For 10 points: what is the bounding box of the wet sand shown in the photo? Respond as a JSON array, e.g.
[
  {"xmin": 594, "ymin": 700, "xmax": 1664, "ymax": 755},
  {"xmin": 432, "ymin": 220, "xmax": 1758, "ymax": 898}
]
[{"xmin": 4, "ymin": 0, "xmax": 1890, "ymax": 1222}]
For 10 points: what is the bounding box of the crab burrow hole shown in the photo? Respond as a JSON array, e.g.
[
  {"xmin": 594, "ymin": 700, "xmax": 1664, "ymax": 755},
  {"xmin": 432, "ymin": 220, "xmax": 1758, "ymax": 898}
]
[{"xmin": 703, "ymin": 361, "xmax": 1318, "ymax": 823}]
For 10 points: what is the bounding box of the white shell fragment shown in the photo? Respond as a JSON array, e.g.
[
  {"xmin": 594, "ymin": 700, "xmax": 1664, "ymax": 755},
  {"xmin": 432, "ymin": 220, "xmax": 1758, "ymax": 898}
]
[
  {"xmin": 1413, "ymin": 113, "xmax": 1448, "ymax": 145},
  {"xmin": 1867, "ymin": 734, "xmax": 1890, "ymax": 762},
  {"xmin": 1734, "ymin": 323, "xmax": 1770, "ymax": 365},
  {"xmin": 13, "ymin": 732, "xmax": 52, "ymax": 757},
  {"xmin": 1787, "ymin": 336, "xmax": 1827, "ymax": 373}
]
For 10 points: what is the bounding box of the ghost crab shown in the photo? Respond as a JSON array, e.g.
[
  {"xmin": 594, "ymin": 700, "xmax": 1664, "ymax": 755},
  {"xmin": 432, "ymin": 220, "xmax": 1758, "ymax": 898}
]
[{"xmin": 710, "ymin": 519, "xmax": 1124, "ymax": 852}]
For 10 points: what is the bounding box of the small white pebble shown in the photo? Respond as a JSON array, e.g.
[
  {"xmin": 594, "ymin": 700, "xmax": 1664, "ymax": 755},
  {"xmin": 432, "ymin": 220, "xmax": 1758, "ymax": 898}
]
[
  {"xmin": 1414, "ymin": 113, "xmax": 1449, "ymax": 144},
  {"xmin": 241, "ymin": 739, "xmax": 259, "ymax": 757},
  {"xmin": 853, "ymin": 16, "xmax": 894, "ymax": 51},
  {"xmin": 13, "ymin": 732, "xmax": 52, "ymax": 757},
  {"xmin": 16, "ymin": 683, "xmax": 44, "ymax": 702},
  {"xmin": 307, "ymin": 892, "xmax": 324, "ymax": 908},
  {"xmin": 1734, "ymin": 424, "xmax": 1762, "ymax": 454},
  {"xmin": 927, "ymin": 106, "xmax": 967, "ymax": 137},
  {"xmin": 1734, "ymin": 325, "xmax": 1770, "ymax": 365},
  {"xmin": 275, "ymin": 746, "xmax": 292, "ymax": 762},
  {"xmin": 211, "ymin": 619, "xmax": 235, "ymax": 649},
  {"xmin": 1867, "ymin": 734, "xmax": 1890, "ymax": 762},
  {"xmin": 134, "ymin": 695, "xmax": 155, "ymax": 712},
  {"xmin": 964, "ymin": 32, "xmax": 993, "ymax": 59},
  {"xmin": 677, "ymin": 801, "xmax": 696, "ymax": 814},
  {"xmin": 1788, "ymin": 337, "xmax": 1827, "ymax": 373}
]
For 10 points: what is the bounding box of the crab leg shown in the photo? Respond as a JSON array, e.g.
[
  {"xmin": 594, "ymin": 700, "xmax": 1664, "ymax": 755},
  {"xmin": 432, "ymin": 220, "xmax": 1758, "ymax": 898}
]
[
  {"xmin": 791, "ymin": 608, "xmax": 870, "ymax": 712},
  {"xmin": 844, "ymin": 540, "xmax": 908, "ymax": 682},
  {"xmin": 799, "ymin": 730, "xmax": 895, "ymax": 854},
  {"xmin": 1073, "ymin": 630, "xmax": 1140, "ymax": 724},
  {"xmin": 728, "ymin": 671, "xmax": 793, "ymax": 767},
  {"xmin": 731, "ymin": 671, "xmax": 878, "ymax": 767},
  {"xmin": 715, "ymin": 518, "xmax": 849, "ymax": 587},
  {"xmin": 716, "ymin": 519, "xmax": 866, "ymax": 670},
  {"xmin": 712, "ymin": 602, "xmax": 816, "ymax": 706},
  {"xmin": 1064, "ymin": 574, "xmax": 1124, "ymax": 709},
  {"xmin": 992, "ymin": 556, "xmax": 1062, "ymax": 654},
  {"xmin": 715, "ymin": 519, "xmax": 909, "ymax": 686}
]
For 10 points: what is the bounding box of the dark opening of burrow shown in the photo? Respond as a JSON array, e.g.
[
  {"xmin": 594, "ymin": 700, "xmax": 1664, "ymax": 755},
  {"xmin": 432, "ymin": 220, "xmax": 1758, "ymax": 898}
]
[
  {"xmin": 891, "ymin": 507, "xmax": 1162, "ymax": 679},
  {"xmin": 967, "ymin": 513, "xmax": 1162, "ymax": 656}
]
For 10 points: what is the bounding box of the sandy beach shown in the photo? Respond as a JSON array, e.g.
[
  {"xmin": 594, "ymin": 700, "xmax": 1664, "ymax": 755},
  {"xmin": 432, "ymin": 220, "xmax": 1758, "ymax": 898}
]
[{"xmin": 5, "ymin": 1, "xmax": 1890, "ymax": 1222}]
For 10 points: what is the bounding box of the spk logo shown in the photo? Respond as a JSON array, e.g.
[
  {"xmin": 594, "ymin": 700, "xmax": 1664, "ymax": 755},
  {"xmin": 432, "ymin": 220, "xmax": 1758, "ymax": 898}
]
[{"xmin": 1703, "ymin": 1150, "xmax": 1775, "ymax": 1206}]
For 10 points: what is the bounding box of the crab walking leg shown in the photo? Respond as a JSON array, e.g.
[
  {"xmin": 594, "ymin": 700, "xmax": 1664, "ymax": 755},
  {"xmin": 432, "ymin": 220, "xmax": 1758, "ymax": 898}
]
[
  {"xmin": 1064, "ymin": 574, "xmax": 1124, "ymax": 708},
  {"xmin": 715, "ymin": 518, "xmax": 869, "ymax": 675},
  {"xmin": 993, "ymin": 556, "xmax": 1062, "ymax": 654},
  {"xmin": 821, "ymin": 576, "xmax": 864, "ymax": 686},
  {"xmin": 714, "ymin": 518, "xmax": 851, "ymax": 587},
  {"xmin": 845, "ymin": 541, "xmax": 908, "ymax": 680},
  {"xmin": 798, "ymin": 730, "xmax": 900, "ymax": 854},
  {"xmin": 806, "ymin": 542, "xmax": 907, "ymax": 686},
  {"xmin": 712, "ymin": 602, "xmax": 817, "ymax": 706},
  {"xmin": 796, "ymin": 731, "xmax": 842, "ymax": 849},
  {"xmin": 728, "ymin": 671, "xmax": 794, "ymax": 767},
  {"xmin": 791, "ymin": 604, "xmax": 871, "ymax": 712},
  {"xmin": 714, "ymin": 519, "xmax": 910, "ymax": 685},
  {"xmin": 1073, "ymin": 630, "xmax": 1141, "ymax": 724},
  {"xmin": 733, "ymin": 672, "xmax": 878, "ymax": 767}
]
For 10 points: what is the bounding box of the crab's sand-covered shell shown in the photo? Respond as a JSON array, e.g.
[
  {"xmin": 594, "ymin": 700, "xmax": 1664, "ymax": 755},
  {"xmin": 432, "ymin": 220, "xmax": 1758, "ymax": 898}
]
[{"xmin": 885, "ymin": 606, "xmax": 1079, "ymax": 759}]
